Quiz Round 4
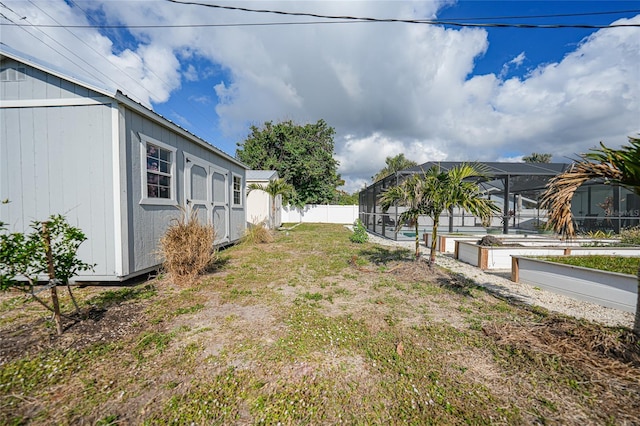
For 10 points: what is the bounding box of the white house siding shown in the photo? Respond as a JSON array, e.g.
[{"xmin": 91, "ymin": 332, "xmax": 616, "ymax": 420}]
[{"xmin": 0, "ymin": 60, "xmax": 117, "ymax": 279}]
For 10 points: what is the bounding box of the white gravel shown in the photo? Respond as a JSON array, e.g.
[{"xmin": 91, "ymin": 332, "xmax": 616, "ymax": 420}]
[{"xmin": 363, "ymin": 230, "xmax": 635, "ymax": 329}]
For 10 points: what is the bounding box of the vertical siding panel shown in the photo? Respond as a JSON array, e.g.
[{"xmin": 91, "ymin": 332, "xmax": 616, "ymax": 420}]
[
  {"xmin": 32, "ymin": 108, "xmax": 51, "ymax": 221},
  {"xmin": 30, "ymin": 68, "xmax": 49, "ymax": 100},
  {"xmin": 0, "ymin": 109, "xmax": 16, "ymax": 227},
  {"xmin": 18, "ymin": 108, "xmax": 36, "ymax": 228},
  {"xmin": 45, "ymin": 73, "xmax": 62, "ymax": 99}
]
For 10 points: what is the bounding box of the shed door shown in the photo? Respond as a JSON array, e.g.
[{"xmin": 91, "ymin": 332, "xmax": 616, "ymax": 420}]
[
  {"xmin": 185, "ymin": 156, "xmax": 211, "ymax": 226},
  {"xmin": 211, "ymin": 165, "xmax": 229, "ymax": 245}
]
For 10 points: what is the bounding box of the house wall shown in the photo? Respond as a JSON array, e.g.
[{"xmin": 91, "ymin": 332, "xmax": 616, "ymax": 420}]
[
  {"xmin": 0, "ymin": 58, "xmax": 118, "ymax": 279},
  {"xmin": 122, "ymin": 107, "xmax": 246, "ymax": 274}
]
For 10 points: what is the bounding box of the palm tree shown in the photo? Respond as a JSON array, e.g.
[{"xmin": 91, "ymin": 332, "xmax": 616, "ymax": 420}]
[
  {"xmin": 247, "ymin": 178, "xmax": 295, "ymax": 229},
  {"xmin": 540, "ymin": 136, "xmax": 640, "ymax": 333},
  {"xmin": 420, "ymin": 164, "xmax": 500, "ymax": 267},
  {"xmin": 379, "ymin": 173, "xmax": 428, "ymax": 260},
  {"xmin": 380, "ymin": 164, "xmax": 500, "ymax": 266},
  {"xmin": 373, "ymin": 154, "xmax": 418, "ymax": 182}
]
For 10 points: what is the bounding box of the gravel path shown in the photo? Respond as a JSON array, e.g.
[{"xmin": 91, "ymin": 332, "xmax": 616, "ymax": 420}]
[{"xmin": 364, "ymin": 230, "xmax": 635, "ymax": 329}]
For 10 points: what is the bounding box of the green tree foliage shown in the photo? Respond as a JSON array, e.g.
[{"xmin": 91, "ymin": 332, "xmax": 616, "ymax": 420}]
[
  {"xmin": 333, "ymin": 190, "xmax": 359, "ymax": 205},
  {"xmin": 373, "ymin": 153, "xmax": 418, "ymax": 182},
  {"xmin": 380, "ymin": 164, "xmax": 500, "ymax": 265},
  {"xmin": 523, "ymin": 152, "xmax": 552, "ymax": 163},
  {"xmin": 247, "ymin": 178, "xmax": 296, "ymax": 229},
  {"xmin": 237, "ymin": 120, "xmax": 341, "ymax": 206},
  {"xmin": 541, "ymin": 136, "xmax": 640, "ymax": 334}
]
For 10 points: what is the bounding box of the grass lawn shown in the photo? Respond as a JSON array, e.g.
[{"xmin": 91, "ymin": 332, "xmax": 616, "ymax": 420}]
[{"xmin": 1, "ymin": 223, "xmax": 639, "ymax": 425}]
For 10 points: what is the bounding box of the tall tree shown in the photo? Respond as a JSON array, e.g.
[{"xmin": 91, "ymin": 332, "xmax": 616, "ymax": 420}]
[
  {"xmin": 523, "ymin": 153, "xmax": 552, "ymax": 163},
  {"xmin": 247, "ymin": 178, "xmax": 295, "ymax": 229},
  {"xmin": 540, "ymin": 137, "xmax": 640, "ymax": 334},
  {"xmin": 237, "ymin": 120, "xmax": 341, "ymax": 206},
  {"xmin": 373, "ymin": 154, "xmax": 418, "ymax": 182}
]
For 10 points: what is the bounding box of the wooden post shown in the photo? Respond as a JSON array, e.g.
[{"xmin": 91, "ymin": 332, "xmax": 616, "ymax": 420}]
[
  {"xmin": 512, "ymin": 257, "xmax": 520, "ymax": 283},
  {"xmin": 479, "ymin": 247, "xmax": 488, "ymax": 270},
  {"xmin": 43, "ymin": 222, "xmax": 63, "ymax": 335}
]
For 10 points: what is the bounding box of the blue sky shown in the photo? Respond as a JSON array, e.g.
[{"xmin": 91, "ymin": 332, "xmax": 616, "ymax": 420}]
[{"xmin": 2, "ymin": 1, "xmax": 639, "ymax": 192}]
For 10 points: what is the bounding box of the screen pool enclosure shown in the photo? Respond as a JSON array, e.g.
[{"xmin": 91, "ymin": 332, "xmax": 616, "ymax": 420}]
[{"xmin": 358, "ymin": 161, "xmax": 639, "ymax": 241}]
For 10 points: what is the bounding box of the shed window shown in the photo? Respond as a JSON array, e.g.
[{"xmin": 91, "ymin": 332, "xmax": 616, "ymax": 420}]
[
  {"xmin": 140, "ymin": 134, "xmax": 177, "ymax": 206},
  {"xmin": 233, "ymin": 175, "xmax": 243, "ymax": 206},
  {"xmin": 146, "ymin": 143, "xmax": 173, "ymax": 199}
]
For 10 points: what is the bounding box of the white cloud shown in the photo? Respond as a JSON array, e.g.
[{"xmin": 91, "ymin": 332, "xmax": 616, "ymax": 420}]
[
  {"xmin": 499, "ymin": 51, "xmax": 526, "ymax": 78},
  {"xmin": 2, "ymin": 2, "xmax": 638, "ymax": 194}
]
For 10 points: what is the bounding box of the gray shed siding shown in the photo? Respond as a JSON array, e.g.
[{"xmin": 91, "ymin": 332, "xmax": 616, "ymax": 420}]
[
  {"xmin": 1, "ymin": 53, "xmax": 247, "ymax": 281},
  {"xmin": 0, "ymin": 60, "xmax": 118, "ymax": 279},
  {"xmin": 122, "ymin": 107, "xmax": 246, "ymax": 274}
]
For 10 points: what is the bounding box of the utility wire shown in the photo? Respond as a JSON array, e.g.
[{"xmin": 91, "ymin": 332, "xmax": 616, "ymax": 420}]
[
  {"xmin": 1, "ymin": 4, "xmax": 639, "ymax": 29},
  {"xmin": 164, "ymin": 0, "xmax": 640, "ymax": 29},
  {"xmin": 0, "ymin": 6, "xmax": 115, "ymax": 91},
  {"xmin": 66, "ymin": 0, "xmax": 223, "ymax": 141}
]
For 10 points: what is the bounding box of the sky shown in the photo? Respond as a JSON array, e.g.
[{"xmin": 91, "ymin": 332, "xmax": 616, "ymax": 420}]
[{"xmin": 1, "ymin": 0, "xmax": 639, "ymax": 193}]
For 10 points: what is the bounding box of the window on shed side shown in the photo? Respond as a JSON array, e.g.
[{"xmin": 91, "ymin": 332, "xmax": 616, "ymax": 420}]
[
  {"xmin": 233, "ymin": 175, "xmax": 243, "ymax": 206},
  {"xmin": 146, "ymin": 143, "xmax": 172, "ymax": 199}
]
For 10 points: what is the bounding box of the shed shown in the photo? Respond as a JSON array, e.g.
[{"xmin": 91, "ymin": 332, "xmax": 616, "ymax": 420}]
[
  {"xmin": 246, "ymin": 170, "xmax": 281, "ymax": 228},
  {"xmin": 0, "ymin": 48, "xmax": 248, "ymax": 282}
]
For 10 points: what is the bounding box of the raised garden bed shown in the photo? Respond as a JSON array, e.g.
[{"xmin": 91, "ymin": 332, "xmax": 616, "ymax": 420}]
[
  {"xmin": 455, "ymin": 240, "xmax": 640, "ymax": 270},
  {"xmin": 511, "ymin": 256, "xmax": 638, "ymax": 313}
]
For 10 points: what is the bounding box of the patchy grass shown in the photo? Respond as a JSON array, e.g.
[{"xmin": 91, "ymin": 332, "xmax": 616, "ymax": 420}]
[{"xmin": 1, "ymin": 223, "xmax": 638, "ymax": 425}]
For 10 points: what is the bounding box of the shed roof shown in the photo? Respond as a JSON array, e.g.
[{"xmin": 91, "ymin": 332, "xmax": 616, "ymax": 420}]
[{"xmin": 246, "ymin": 170, "xmax": 279, "ymax": 181}]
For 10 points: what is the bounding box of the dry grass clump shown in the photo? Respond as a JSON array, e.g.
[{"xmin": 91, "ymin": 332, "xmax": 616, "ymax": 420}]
[
  {"xmin": 620, "ymin": 225, "xmax": 640, "ymax": 246},
  {"xmin": 242, "ymin": 221, "xmax": 274, "ymax": 244},
  {"xmin": 159, "ymin": 208, "xmax": 217, "ymax": 286},
  {"xmin": 483, "ymin": 317, "xmax": 640, "ymax": 380}
]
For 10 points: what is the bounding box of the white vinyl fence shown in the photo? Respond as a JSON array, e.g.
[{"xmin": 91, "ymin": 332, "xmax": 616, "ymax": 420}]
[{"xmin": 281, "ymin": 205, "xmax": 359, "ymax": 224}]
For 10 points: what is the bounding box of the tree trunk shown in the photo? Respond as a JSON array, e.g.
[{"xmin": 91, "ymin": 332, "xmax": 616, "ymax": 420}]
[
  {"xmin": 43, "ymin": 222, "xmax": 63, "ymax": 335},
  {"xmin": 635, "ymin": 263, "xmax": 640, "ymax": 335},
  {"xmin": 430, "ymin": 219, "xmax": 439, "ymax": 268},
  {"xmin": 414, "ymin": 220, "xmax": 420, "ymax": 260}
]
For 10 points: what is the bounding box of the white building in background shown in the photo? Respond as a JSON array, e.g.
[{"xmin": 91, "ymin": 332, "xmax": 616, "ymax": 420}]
[{"xmin": 246, "ymin": 170, "xmax": 281, "ymax": 228}]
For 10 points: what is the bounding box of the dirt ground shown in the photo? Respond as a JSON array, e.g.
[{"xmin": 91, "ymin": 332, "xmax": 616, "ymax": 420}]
[{"xmin": 1, "ymin": 233, "xmax": 639, "ymax": 425}]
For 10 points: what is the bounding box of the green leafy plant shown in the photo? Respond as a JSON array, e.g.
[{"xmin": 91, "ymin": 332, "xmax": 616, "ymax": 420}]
[
  {"xmin": 0, "ymin": 215, "xmax": 94, "ymax": 334},
  {"xmin": 349, "ymin": 219, "xmax": 369, "ymax": 243}
]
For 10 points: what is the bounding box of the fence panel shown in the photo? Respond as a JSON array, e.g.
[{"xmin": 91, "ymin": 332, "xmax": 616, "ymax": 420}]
[{"xmin": 281, "ymin": 205, "xmax": 358, "ymax": 224}]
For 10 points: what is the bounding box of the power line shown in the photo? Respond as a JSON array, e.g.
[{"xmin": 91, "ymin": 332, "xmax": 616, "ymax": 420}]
[
  {"xmin": 164, "ymin": 1, "xmax": 640, "ymax": 29},
  {"xmin": 0, "ymin": 4, "xmax": 639, "ymax": 29},
  {"xmin": 1, "ymin": 0, "xmax": 219, "ymax": 142}
]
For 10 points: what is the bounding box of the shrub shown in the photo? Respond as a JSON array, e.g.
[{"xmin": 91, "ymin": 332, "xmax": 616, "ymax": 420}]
[
  {"xmin": 159, "ymin": 208, "xmax": 217, "ymax": 286},
  {"xmin": 619, "ymin": 225, "xmax": 640, "ymax": 246},
  {"xmin": 350, "ymin": 219, "xmax": 368, "ymax": 244},
  {"xmin": 242, "ymin": 222, "xmax": 274, "ymax": 244}
]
